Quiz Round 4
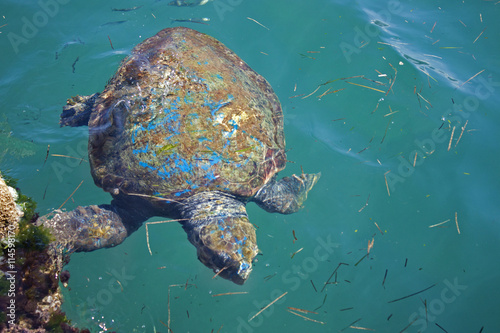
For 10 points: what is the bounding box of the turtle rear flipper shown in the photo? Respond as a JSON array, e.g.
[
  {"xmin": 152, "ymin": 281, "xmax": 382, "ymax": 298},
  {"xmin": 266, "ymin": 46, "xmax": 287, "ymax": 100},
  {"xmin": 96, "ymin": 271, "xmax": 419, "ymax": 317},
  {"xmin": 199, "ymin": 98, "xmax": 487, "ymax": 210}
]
[
  {"xmin": 60, "ymin": 93, "xmax": 99, "ymax": 127},
  {"xmin": 253, "ymin": 172, "xmax": 321, "ymax": 214}
]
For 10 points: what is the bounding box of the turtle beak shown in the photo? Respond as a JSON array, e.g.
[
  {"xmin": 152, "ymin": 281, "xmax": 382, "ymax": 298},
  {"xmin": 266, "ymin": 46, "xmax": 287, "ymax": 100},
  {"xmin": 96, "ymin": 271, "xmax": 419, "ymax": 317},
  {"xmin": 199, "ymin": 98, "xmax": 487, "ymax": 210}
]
[{"xmin": 187, "ymin": 216, "xmax": 258, "ymax": 285}]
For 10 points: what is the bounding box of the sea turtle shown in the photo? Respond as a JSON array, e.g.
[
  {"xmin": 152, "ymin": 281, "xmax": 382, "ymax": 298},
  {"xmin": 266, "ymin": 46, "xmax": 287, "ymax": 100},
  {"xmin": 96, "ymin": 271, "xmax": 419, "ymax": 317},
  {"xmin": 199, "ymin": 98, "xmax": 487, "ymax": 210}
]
[{"xmin": 40, "ymin": 27, "xmax": 320, "ymax": 285}]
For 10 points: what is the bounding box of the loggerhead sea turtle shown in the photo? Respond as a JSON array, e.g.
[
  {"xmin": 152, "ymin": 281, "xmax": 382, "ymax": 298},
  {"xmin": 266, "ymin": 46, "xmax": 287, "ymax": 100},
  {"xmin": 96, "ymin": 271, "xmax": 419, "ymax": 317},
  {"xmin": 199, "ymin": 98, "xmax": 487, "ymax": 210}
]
[{"xmin": 41, "ymin": 27, "xmax": 320, "ymax": 285}]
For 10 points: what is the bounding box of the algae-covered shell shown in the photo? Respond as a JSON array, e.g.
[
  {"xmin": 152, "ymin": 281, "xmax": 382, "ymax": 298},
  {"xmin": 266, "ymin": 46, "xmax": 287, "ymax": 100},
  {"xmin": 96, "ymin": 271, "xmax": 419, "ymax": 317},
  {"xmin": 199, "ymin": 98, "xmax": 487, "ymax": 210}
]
[{"xmin": 88, "ymin": 27, "xmax": 286, "ymax": 201}]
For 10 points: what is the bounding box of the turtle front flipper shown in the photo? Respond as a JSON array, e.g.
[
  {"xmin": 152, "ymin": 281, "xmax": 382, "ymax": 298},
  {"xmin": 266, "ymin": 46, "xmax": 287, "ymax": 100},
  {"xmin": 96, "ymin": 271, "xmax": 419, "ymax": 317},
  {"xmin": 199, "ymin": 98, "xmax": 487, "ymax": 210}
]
[
  {"xmin": 37, "ymin": 205, "xmax": 129, "ymax": 253},
  {"xmin": 253, "ymin": 172, "xmax": 321, "ymax": 214},
  {"xmin": 179, "ymin": 191, "xmax": 258, "ymax": 285}
]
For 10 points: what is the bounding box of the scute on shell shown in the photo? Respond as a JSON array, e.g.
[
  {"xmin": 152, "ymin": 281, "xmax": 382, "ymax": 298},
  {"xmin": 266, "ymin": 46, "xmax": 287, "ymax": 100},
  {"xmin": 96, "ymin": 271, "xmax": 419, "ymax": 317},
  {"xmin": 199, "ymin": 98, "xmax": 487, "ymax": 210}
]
[{"xmin": 88, "ymin": 27, "xmax": 286, "ymax": 202}]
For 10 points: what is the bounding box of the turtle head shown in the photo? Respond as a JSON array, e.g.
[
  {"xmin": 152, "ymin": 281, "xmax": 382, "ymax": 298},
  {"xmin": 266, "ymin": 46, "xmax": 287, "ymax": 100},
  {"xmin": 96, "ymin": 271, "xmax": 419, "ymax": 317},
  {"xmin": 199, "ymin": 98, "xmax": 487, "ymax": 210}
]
[{"xmin": 187, "ymin": 215, "xmax": 258, "ymax": 285}]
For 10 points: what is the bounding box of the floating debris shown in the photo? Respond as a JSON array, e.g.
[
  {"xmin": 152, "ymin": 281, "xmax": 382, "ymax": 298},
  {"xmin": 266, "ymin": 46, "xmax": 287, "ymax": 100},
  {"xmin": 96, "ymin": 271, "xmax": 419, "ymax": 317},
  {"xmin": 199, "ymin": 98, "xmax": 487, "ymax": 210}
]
[
  {"xmin": 384, "ymin": 171, "xmax": 391, "ymax": 196},
  {"xmin": 455, "ymin": 120, "xmax": 468, "ymax": 148},
  {"xmin": 212, "ymin": 266, "xmax": 228, "ymax": 279},
  {"xmin": 108, "ymin": 35, "xmax": 114, "ymax": 50},
  {"xmin": 321, "ymin": 263, "xmax": 348, "ymax": 292},
  {"xmin": 145, "ymin": 219, "xmax": 185, "ymax": 255},
  {"xmin": 264, "ymin": 273, "xmax": 277, "ymax": 281},
  {"xmin": 429, "ymin": 219, "xmax": 450, "ymax": 228},
  {"xmin": 246, "ymin": 17, "xmax": 269, "ymax": 30},
  {"xmin": 43, "ymin": 144, "xmax": 50, "ymax": 166},
  {"xmin": 58, "ymin": 180, "xmax": 84, "ymax": 209},
  {"xmin": 100, "ymin": 20, "xmax": 127, "ymax": 27},
  {"xmin": 248, "ymin": 291, "xmax": 287, "ymax": 322},
  {"xmin": 112, "ymin": 6, "xmax": 143, "ymax": 12},
  {"xmin": 381, "ymin": 117, "xmax": 392, "ymax": 144},
  {"xmin": 455, "ymin": 212, "xmax": 460, "ymax": 234},
  {"xmin": 51, "ymin": 154, "xmax": 87, "ymax": 163},
  {"xmin": 310, "ymin": 280, "xmax": 317, "ymax": 292},
  {"xmin": 314, "ymin": 294, "xmax": 327, "ymax": 311},
  {"xmin": 473, "ymin": 27, "xmax": 486, "ymax": 44},
  {"xmin": 358, "ymin": 194, "xmax": 370, "ymax": 212},
  {"xmin": 461, "ymin": 69, "xmax": 485, "ymax": 87},
  {"xmin": 171, "ymin": 17, "xmax": 210, "ymax": 25},
  {"xmin": 346, "ymin": 81, "xmax": 385, "ymax": 93},
  {"xmin": 212, "ymin": 292, "xmax": 248, "ymax": 297},
  {"xmin": 291, "ymin": 247, "xmax": 303, "ymax": 259},
  {"xmin": 374, "ymin": 221, "xmax": 383, "ymax": 235},
  {"xmin": 436, "ymin": 323, "xmax": 449, "ymax": 332},
  {"xmin": 71, "ymin": 56, "xmax": 79, "ymax": 73},
  {"xmin": 447, "ymin": 126, "xmax": 455, "ymax": 151},
  {"xmin": 388, "ymin": 283, "xmax": 437, "ymax": 303},
  {"xmin": 287, "ymin": 309, "xmax": 325, "ymax": 324},
  {"xmin": 287, "ymin": 307, "xmax": 317, "ymax": 314},
  {"xmin": 340, "ymin": 318, "xmax": 362, "ymax": 332}
]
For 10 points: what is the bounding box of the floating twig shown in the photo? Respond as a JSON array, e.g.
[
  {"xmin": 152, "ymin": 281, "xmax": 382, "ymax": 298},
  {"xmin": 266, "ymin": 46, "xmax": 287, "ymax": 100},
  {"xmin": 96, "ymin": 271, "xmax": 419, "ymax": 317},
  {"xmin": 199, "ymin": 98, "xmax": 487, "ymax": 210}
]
[
  {"xmin": 386, "ymin": 63, "xmax": 397, "ymax": 95},
  {"xmin": 310, "ymin": 280, "xmax": 317, "ymax": 292},
  {"xmin": 374, "ymin": 222, "xmax": 383, "ymax": 235},
  {"xmin": 346, "ymin": 81, "xmax": 385, "ymax": 93},
  {"xmin": 289, "ymin": 94, "xmax": 305, "ymax": 99},
  {"xmin": 108, "ymin": 35, "xmax": 114, "ymax": 50},
  {"xmin": 248, "ymin": 292, "xmax": 287, "ymax": 322},
  {"xmin": 381, "ymin": 117, "xmax": 393, "ymax": 144},
  {"xmin": 350, "ymin": 326, "xmax": 375, "ymax": 331},
  {"xmin": 287, "ymin": 307, "xmax": 317, "ymax": 314},
  {"xmin": 116, "ymin": 279, "xmax": 123, "ymax": 292},
  {"xmin": 313, "ymin": 294, "xmax": 327, "ymax": 311},
  {"xmin": 429, "ymin": 219, "xmax": 450, "ymax": 228},
  {"xmin": 51, "ymin": 154, "xmax": 87, "ymax": 162},
  {"xmin": 436, "ymin": 323, "xmax": 449, "ymax": 332},
  {"xmin": 43, "ymin": 144, "xmax": 50, "ymax": 166},
  {"xmin": 340, "ymin": 318, "xmax": 362, "ymax": 332},
  {"xmin": 358, "ymin": 194, "xmax": 370, "ymax": 212},
  {"xmin": 292, "ymin": 230, "xmax": 297, "ymax": 243},
  {"xmin": 384, "ymin": 170, "xmax": 391, "ymax": 196},
  {"xmin": 246, "ymin": 17, "xmax": 269, "ymax": 30},
  {"xmin": 355, "ymin": 254, "xmax": 368, "ymax": 266},
  {"xmin": 416, "ymin": 92, "xmax": 433, "ymax": 107},
  {"xmin": 455, "ymin": 120, "xmax": 468, "ymax": 148},
  {"xmin": 212, "ymin": 266, "xmax": 228, "ymax": 279},
  {"xmin": 71, "ymin": 56, "xmax": 79, "ymax": 73},
  {"xmin": 291, "ymin": 247, "xmax": 303, "ymax": 259},
  {"xmin": 473, "ymin": 27, "xmax": 486, "ymax": 44},
  {"xmin": 448, "ymin": 126, "xmax": 456, "ymax": 151},
  {"xmin": 302, "ymin": 86, "xmax": 321, "ymax": 99},
  {"xmin": 455, "ymin": 212, "xmax": 460, "ymax": 234},
  {"xmin": 321, "ymin": 263, "xmax": 348, "ymax": 292},
  {"xmin": 388, "ymin": 283, "xmax": 437, "ymax": 303},
  {"xmin": 399, "ymin": 318, "xmax": 418, "ymax": 332},
  {"xmin": 263, "ymin": 273, "xmax": 276, "ymax": 281},
  {"xmin": 146, "ymin": 219, "xmax": 186, "ymax": 255},
  {"xmin": 382, "ymin": 269, "xmax": 388, "ymax": 288},
  {"xmin": 212, "ymin": 292, "xmax": 249, "ymax": 297},
  {"xmin": 460, "ymin": 69, "xmax": 485, "ymax": 87},
  {"xmin": 287, "ymin": 309, "xmax": 325, "ymax": 324},
  {"xmin": 159, "ymin": 320, "xmax": 172, "ymax": 333},
  {"xmin": 367, "ymin": 238, "xmax": 374, "ymax": 255},
  {"xmin": 58, "ymin": 180, "xmax": 84, "ymax": 209}
]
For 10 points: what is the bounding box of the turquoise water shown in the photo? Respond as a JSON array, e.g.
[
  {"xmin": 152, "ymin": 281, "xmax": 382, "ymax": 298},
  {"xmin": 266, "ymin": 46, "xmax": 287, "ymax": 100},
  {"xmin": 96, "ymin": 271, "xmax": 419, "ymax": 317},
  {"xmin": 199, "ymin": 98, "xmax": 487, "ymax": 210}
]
[{"xmin": 2, "ymin": 0, "xmax": 500, "ymax": 332}]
